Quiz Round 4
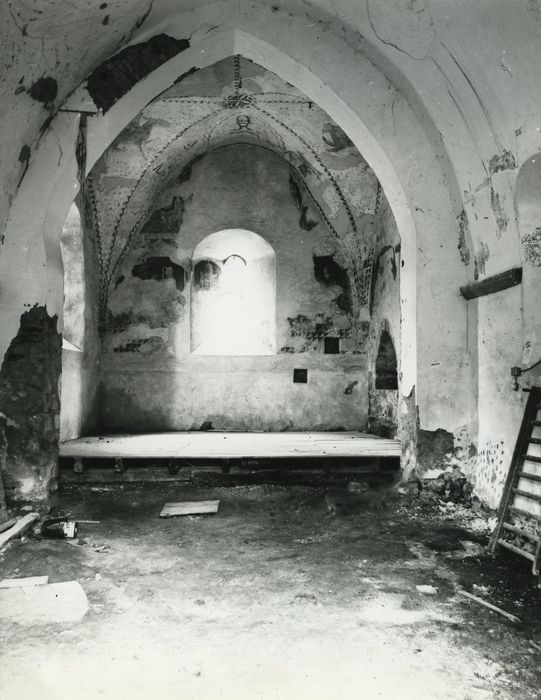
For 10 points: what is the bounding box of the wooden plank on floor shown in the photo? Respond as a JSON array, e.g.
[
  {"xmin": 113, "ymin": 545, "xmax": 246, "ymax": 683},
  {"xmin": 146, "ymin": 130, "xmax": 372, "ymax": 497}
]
[
  {"xmin": 159, "ymin": 500, "xmax": 220, "ymax": 517},
  {"xmin": 0, "ymin": 513, "xmax": 40, "ymax": 549},
  {"xmin": 0, "ymin": 576, "xmax": 49, "ymax": 588}
]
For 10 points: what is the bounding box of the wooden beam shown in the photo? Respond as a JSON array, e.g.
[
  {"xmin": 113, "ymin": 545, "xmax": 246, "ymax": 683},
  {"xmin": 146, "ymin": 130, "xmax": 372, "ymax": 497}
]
[
  {"xmin": 0, "ymin": 513, "xmax": 40, "ymax": 549},
  {"xmin": 460, "ymin": 267, "xmax": 522, "ymax": 300}
]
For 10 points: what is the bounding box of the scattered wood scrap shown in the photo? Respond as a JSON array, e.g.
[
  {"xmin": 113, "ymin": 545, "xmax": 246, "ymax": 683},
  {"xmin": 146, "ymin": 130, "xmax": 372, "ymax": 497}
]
[
  {"xmin": 457, "ymin": 589, "xmax": 521, "ymax": 623},
  {"xmin": 0, "ymin": 512, "xmax": 40, "ymax": 549},
  {"xmin": 159, "ymin": 500, "xmax": 220, "ymax": 517},
  {"xmin": 0, "ymin": 517, "xmax": 17, "ymax": 534},
  {"xmin": 0, "ymin": 575, "xmax": 49, "ymax": 588}
]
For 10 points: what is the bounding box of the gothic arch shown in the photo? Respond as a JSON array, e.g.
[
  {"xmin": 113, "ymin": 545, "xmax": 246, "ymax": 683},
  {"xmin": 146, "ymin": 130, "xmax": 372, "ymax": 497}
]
[{"xmin": 0, "ymin": 19, "xmax": 472, "ymax": 477}]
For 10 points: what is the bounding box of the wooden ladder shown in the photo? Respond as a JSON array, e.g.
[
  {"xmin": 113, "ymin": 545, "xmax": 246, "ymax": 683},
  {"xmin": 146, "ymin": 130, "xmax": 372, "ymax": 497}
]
[{"xmin": 488, "ymin": 387, "xmax": 541, "ymax": 575}]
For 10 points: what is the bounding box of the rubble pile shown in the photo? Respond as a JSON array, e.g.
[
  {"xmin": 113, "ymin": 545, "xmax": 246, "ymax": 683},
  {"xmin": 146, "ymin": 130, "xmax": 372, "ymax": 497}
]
[{"xmin": 428, "ymin": 466, "xmax": 474, "ymax": 504}]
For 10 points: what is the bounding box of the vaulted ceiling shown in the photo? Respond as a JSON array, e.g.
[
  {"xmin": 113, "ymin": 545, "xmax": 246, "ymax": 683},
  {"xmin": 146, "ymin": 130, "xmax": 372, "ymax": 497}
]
[{"xmin": 86, "ymin": 56, "xmax": 385, "ymax": 318}]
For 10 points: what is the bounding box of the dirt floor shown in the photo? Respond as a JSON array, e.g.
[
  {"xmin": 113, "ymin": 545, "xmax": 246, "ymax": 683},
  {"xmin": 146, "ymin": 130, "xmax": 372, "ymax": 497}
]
[{"xmin": 0, "ymin": 478, "xmax": 540, "ymax": 700}]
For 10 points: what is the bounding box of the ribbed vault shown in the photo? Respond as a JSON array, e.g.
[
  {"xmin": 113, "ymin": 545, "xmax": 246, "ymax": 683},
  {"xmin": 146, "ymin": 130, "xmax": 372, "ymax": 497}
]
[{"xmin": 85, "ymin": 56, "xmax": 388, "ymax": 326}]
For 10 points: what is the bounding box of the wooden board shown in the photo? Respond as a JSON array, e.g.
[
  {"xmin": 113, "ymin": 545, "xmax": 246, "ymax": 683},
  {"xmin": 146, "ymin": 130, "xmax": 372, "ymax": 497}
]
[
  {"xmin": 0, "ymin": 513, "xmax": 40, "ymax": 549},
  {"xmin": 0, "ymin": 576, "xmax": 49, "ymax": 588},
  {"xmin": 0, "ymin": 581, "xmax": 88, "ymax": 625},
  {"xmin": 60, "ymin": 431, "xmax": 401, "ymax": 460},
  {"xmin": 159, "ymin": 500, "xmax": 220, "ymax": 517}
]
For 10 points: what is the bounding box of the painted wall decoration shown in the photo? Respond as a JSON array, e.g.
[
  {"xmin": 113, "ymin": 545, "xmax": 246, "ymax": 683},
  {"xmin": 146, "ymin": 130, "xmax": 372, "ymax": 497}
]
[
  {"xmin": 69, "ymin": 55, "xmax": 401, "ymax": 433},
  {"xmin": 85, "ymin": 56, "xmax": 384, "ymax": 328}
]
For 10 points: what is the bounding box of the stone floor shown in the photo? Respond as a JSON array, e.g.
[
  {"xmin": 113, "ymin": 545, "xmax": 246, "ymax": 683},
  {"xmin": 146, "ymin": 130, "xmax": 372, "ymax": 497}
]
[{"xmin": 0, "ymin": 480, "xmax": 540, "ymax": 699}]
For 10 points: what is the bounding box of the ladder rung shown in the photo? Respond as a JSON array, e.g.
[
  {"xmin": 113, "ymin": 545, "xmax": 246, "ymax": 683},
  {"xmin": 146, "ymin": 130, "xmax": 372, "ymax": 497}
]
[
  {"xmin": 530, "ymin": 438, "xmax": 541, "ymax": 446},
  {"xmin": 498, "ymin": 539, "xmax": 536, "ymax": 561},
  {"xmin": 509, "ymin": 505, "xmax": 541, "ymax": 521},
  {"xmin": 513, "ymin": 488, "xmax": 541, "ymax": 503},
  {"xmin": 523, "ymin": 454, "xmax": 541, "ymax": 464},
  {"xmin": 518, "ymin": 471, "xmax": 541, "ymax": 483},
  {"xmin": 502, "ymin": 522, "xmax": 539, "ymax": 542},
  {"xmin": 532, "ymin": 420, "xmax": 541, "ymax": 427}
]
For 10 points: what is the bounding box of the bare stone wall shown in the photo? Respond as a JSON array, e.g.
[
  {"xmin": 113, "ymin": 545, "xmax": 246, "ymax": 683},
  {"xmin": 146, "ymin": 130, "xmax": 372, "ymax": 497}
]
[{"xmin": 0, "ymin": 307, "xmax": 61, "ymax": 501}]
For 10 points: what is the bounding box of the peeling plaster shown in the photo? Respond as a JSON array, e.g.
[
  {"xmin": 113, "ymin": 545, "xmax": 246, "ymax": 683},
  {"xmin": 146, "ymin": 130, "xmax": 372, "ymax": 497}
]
[
  {"xmin": 27, "ymin": 76, "xmax": 58, "ymax": 108},
  {"xmin": 488, "ymin": 150, "xmax": 516, "ymax": 175},
  {"xmin": 473, "ymin": 242, "xmax": 490, "ymax": 280},
  {"xmin": 457, "ymin": 209, "xmax": 471, "ymax": 265},
  {"xmin": 521, "ymin": 226, "xmax": 541, "ymax": 266},
  {"xmin": 490, "ymin": 187, "xmax": 509, "ymax": 238}
]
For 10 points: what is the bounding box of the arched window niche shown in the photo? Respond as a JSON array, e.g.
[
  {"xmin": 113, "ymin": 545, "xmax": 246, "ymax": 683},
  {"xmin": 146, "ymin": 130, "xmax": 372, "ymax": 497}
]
[
  {"xmin": 191, "ymin": 229, "xmax": 276, "ymax": 356},
  {"xmin": 375, "ymin": 329, "xmax": 398, "ymax": 390}
]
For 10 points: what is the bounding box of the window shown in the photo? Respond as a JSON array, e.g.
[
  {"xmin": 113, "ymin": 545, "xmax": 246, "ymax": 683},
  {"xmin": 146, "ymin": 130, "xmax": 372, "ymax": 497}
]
[{"xmin": 191, "ymin": 229, "xmax": 276, "ymax": 355}]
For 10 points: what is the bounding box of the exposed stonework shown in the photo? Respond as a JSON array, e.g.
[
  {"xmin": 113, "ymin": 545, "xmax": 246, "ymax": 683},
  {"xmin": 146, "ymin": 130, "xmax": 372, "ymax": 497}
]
[
  {"xmin": 86, "ymin": 34, "xmax": 191, "ymax": 112},
  {"xmin": 0, "ymin": 307, "xmax": 61, "ymax": 502},
  {"xmin": 417, "ymin": 428, "xmax": 454, "ymax": 472}
]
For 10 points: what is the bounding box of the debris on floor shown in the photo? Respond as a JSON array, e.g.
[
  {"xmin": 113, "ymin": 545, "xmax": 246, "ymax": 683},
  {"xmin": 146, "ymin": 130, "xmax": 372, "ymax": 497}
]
[
  {"xmin": 0, "ymin": 580, "xmax": 89, "ymax": 625},
  {"xmin": 423, "ymin": 466, "xmax": 473, "ymax": 503},
  {"xmin": 457, "ymin": 589, "xmax": 521, "ymax": 624},
  {"xmin": 0, "ymin": 517, "xmax": 17, "ymax": 533},
  {"xmin": 159, "ymin": 500, "xmax": 220, "ymax": 517},
  {"xmin": 1, "ymin": 482, "xmax": 540, "ymax": 699},
  {"xmin": 41, "ymin": 517, "xmax": 78, "ymax": 539}
]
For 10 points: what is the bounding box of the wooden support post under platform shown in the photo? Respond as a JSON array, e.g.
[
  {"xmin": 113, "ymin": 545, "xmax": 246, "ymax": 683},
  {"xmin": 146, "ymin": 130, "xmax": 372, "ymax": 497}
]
[{"xmin": 114, "ymin": 458, "xmax": 125, "ymax": 474}]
